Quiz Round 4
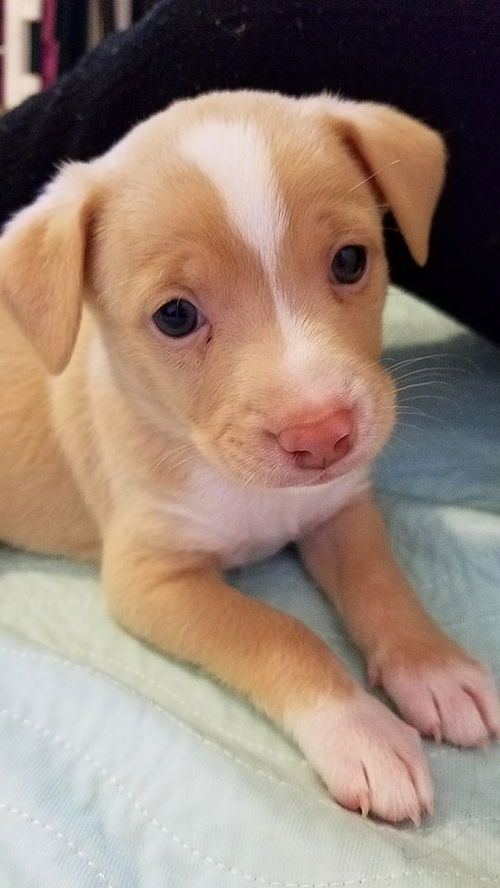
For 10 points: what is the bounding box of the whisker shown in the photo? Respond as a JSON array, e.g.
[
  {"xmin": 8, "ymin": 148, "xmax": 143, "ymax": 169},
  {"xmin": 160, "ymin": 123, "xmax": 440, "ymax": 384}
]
[
  {"xmin": 385, "ymin": 431, "xmax": 418, "ymax": 452},
  {"xmin": 392, "ymin": 366, "xmax": 472, "ymax": 383},
  {"xmin": 396, "ymin": 380, "xmax": 454, "ymax": 393},
  {"xmin": 385, "ymin": 351, "xmax": 478, "ymax": 375},
  {"xmin": 397, "ymin": 394, "xmax": 453, "ymax": 403},
  {"xmin": 396, "ymin": 406, "xmax": 432, "ymax": 418},
  {"xmin": 168, "ymin": 456, "xmax": 197, "ymax": 473},
  {"xmin": 384, "ymin": 352, "xmax": 468, "ymax": 371},
  {"xmin": 344, "ymin": 159, "xmax": 401, "ymax": 195},
  {"xmin": 395, "ymin": 420, "xmax": 430, "ymax": 432},
  {"xmin": 152, "ymin": 443, "xmax": 193, "ymax": 473},
  {"xmin": 241, "ymin": 467, "xmax": 262, "ymax": 490}
]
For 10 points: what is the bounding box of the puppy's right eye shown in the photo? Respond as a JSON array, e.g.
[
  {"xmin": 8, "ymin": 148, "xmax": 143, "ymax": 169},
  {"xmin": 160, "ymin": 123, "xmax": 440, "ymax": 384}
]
[
  {"xmin": 331, "ymin": 245, "xmax": 367, "ymax": 285},
  {"xmin": 152, "ymin": 299, "xmax": 204, "ymax": 338}
]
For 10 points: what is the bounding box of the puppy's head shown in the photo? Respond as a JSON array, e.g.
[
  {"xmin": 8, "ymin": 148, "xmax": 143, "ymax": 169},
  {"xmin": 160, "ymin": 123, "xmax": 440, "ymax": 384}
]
[{"xmin": 0, "ymin": 91, "xmax": 445, "ymax": 488}]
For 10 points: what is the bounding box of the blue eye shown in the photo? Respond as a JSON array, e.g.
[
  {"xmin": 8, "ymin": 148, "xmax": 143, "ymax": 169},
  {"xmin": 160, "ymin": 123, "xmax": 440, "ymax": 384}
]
[
  {"xmin": 331, "ymin": 245, "xmax": 367, "ymax": 284},
  {"xmin": 153, "ymin": 299, "xmax": 202, "ymax": 337}
]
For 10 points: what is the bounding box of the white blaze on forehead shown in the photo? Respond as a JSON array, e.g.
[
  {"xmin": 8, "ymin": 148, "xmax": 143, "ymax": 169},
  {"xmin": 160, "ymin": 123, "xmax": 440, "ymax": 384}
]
[
  {"xmin": 179, "ymin": 116, "xmax": 328, "ymax": 387},
  {"xmin": 179, "ymin": 118, "xmax": 287, "ymax": 278}
]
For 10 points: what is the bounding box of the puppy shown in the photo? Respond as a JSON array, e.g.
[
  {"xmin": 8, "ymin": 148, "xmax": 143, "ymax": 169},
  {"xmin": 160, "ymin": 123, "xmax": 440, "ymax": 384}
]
[{"xmin": 0, "ymin": 90, "xmax": 498, "ymax": 823}]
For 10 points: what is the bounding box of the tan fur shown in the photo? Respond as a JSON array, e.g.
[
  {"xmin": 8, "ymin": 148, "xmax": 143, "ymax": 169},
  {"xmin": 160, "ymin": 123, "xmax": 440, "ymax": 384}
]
[{"xmin": 0, "ymin": 90, "xmax": 496, "ymax": 823}]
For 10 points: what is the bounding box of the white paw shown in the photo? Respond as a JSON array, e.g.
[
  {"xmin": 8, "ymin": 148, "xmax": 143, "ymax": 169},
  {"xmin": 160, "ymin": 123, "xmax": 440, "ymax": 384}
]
[
  {"xmin": 289, "ymin": 689, "xmax": 433, "ymax": 823},
  {"xmin": 371, "ymin": 656, "xmax": 500, "ymax": 747}
]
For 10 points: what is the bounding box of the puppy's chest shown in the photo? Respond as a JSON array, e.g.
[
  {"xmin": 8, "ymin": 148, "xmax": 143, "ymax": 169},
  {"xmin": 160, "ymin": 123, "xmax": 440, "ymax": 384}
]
[{"xmin": 161, "ymin": 466, "xmax": 369, "ymax": 568}]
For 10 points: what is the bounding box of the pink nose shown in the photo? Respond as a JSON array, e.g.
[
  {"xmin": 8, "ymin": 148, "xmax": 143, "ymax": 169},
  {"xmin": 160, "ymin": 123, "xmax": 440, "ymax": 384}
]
[{"xmin": 276, "ymin": 408, "xmax": 353, "ymax": 469}]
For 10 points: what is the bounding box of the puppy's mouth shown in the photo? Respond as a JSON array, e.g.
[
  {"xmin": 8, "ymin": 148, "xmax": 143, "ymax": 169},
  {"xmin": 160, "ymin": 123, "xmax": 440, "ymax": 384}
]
[
  {"xmin": 195, "ymin": 381, "xmax": 395, "ymax": 490},
  {"xmin": 269, "ymin": 430, "xmax": 362, "ymax": 487},
  {"xmin": 283, "ymin": 460, "xmax": 351, "ymax": 487},
  {"xmin": 200, "ymin": 418, "xmax": 368, "ymax": 490}
]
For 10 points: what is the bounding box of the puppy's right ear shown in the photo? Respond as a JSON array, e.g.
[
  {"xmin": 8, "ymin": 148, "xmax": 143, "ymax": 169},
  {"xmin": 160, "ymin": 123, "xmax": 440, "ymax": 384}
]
[{"xmin": 0, "ymin": 162, "xmax": 99, "ymax": 374}]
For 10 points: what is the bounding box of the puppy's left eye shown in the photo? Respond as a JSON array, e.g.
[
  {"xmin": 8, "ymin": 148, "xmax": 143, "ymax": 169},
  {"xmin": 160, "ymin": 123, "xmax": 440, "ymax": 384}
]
[
  {"xmin": 331, "ymin": 245, "xmax": 367, "ymax": 285},
  {"xmin": 153, "ymin": 299, "xmax": 205, "ymax": 338}
]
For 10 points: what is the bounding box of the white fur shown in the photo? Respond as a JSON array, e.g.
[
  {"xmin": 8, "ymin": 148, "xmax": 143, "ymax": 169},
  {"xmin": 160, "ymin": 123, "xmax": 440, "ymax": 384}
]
[
  {"xmin": 278, "ymin": 307, "xmax": 328, "ymax": 389},
  {"xmin": 374, "ymin": 659, "xmax": 500, "ymax": 747},
  {"xmin": 288, "ymin": 689, "xmax": 433, "ymax": 823},
  {"xmin": 179, "ymin": 118, "xmax": 287, "ymax": 280},
  {"xmin": 158, "ymin": 463, "xmax": 369, "ymax": 568}
]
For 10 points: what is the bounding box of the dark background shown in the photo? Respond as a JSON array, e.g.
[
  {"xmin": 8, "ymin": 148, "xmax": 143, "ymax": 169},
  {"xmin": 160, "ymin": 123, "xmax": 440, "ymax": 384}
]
[{"xmin": 1, "ymin": 0, "xmax": 499, "ymax": 341}]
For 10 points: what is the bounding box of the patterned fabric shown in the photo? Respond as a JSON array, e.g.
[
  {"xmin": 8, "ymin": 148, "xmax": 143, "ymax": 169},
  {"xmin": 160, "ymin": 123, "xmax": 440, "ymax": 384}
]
[{"xmin": 41, "ymin": 0, "xmax": 60, "ymax": 89}]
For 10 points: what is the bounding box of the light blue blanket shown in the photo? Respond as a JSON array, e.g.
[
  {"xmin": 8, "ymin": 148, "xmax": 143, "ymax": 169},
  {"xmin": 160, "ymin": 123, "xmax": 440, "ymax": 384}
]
[{"xmin": 1, "ymin": 288, "xmax": 500, "ymax": 887}]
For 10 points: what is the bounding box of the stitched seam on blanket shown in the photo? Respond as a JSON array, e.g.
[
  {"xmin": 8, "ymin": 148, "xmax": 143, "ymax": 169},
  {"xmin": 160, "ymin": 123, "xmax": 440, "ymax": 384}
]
[
  {"xmin": 0, "ymin": 799, "xmax": 498, "ymax": 888},
  {"xmin": 0, "ymin": 610, "xmax": 303, "ymax": 768},
  {"xmin": 3, "ymin": 706, "xmax": 325, "ymax": 887},
  {"xmin": 60, "ymin": 642, "xmax": 303, "ymax": 768},
  {"xmin": 4, "ymin": 600, "xmax": 499, "ymax": 766},
  {"xmin": 2, "ymin": 704, "xmax": 500, "ymax": 854},
  {"xmin": 3, "ymin": 638, "xmax": 498, "ymax": 815},
  {"xmin": 2, "ymin": 674, "xmax": 500, "ymax": 885},
  {"xmin": 0, "ymin": 802, "xmax": 117, "ymax": 888},
  {"xmin": 0, "ymin": 639, "xmax": 328, "ymax": 807},
  {"xmin": 0, "ymin": 625, "xmax": 483, "ymax": 786},
  {"xmin": 1, "ymin": 635, "xmax": 496, "ymax": 811}
]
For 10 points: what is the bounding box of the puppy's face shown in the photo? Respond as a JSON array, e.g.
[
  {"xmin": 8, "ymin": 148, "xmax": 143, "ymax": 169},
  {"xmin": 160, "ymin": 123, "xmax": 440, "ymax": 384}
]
[{"xmin": 0, "ymin": 91, "xmax": 446, "ymax": 489}]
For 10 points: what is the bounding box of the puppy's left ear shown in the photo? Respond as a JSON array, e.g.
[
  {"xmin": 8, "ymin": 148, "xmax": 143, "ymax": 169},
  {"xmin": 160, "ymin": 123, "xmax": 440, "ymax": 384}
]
[
  {"xmin": 331, "ymin": 100, "xmax": 447, "ymax": 266},
  {"xmin": 0, "ymin": 162, "xmax": 99, "ymax": 374}
]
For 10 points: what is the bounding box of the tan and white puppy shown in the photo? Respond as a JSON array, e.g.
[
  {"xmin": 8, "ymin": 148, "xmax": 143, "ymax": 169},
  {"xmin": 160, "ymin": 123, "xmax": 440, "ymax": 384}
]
[{"xmin": 0, "ymin": 90, "xmax": 498, "ymax": 823}]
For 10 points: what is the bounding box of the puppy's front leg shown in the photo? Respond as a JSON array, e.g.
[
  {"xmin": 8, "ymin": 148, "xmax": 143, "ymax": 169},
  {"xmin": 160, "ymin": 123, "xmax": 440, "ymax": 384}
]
[
  {"xmin": 299, "ymin": 493, "xmax": 500, "ymax": 747},
  {"xmin": 103, "ymin": 522, "xmax": 432, "ymax": 822}
]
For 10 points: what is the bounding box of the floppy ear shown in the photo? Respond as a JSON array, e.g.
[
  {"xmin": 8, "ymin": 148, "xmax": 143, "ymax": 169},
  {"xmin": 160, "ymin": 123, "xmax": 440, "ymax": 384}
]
[
  {"xmin": 331, "ymin": 100, "xmax": 447, "ymax": 265},
  {"xmin": 0, "ymin": 162, "xmax": 98, "ymax": 374}
]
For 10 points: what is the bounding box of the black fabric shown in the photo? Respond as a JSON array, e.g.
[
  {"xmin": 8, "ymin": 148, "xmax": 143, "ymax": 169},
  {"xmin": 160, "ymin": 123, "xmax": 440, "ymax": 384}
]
[
  {"xmin": 56, "ymin": 0, "xmax": 89, "ymax": 75},
  {"xmin": 132, "ymin": 0, "xmax": 158, "ymax": 22},
  {"xmin": 1, "ymin": 0, "xmax": 499, "ymax": 339}
]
